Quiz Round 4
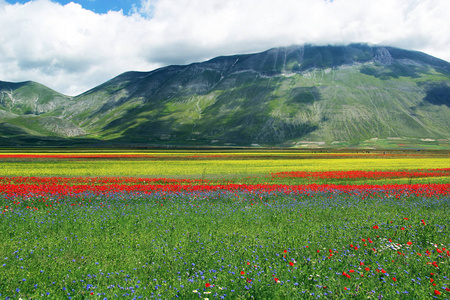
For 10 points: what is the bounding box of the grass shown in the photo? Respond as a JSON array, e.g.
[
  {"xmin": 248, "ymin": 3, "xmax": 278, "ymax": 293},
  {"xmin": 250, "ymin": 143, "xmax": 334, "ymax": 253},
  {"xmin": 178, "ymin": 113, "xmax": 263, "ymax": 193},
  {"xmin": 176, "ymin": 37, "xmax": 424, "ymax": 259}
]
[
  {"xmin": 0, "ymin": 150, "xmax": 449, "ymax": 298},
  {"xmin": 1, "ymin": 186, "xmax": 449, "ymax": 299}
]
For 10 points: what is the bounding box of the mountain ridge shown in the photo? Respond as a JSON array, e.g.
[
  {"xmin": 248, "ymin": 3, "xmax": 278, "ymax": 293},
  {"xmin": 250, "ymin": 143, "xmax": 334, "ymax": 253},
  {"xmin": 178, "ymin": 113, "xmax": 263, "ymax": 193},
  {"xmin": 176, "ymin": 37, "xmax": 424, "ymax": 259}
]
[{"xmin": 1, "ymin": 43, "xmax": 449, "ymax": 148}]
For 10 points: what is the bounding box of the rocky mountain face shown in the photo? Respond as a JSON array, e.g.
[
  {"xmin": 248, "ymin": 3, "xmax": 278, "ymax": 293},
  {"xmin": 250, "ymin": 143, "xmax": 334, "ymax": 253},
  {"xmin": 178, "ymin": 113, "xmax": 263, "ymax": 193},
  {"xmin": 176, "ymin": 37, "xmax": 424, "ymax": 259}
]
[{"xmin": 1, "ymin": 44, "xmax": 449, "ymax": 148}]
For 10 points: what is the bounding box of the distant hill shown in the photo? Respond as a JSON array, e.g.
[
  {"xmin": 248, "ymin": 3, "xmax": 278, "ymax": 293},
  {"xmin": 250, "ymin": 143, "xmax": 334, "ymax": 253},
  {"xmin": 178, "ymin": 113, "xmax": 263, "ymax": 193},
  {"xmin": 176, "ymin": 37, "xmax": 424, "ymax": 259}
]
[{"xmin": 1, "ymin": 44, "xmax": 449, "ymax": 148}]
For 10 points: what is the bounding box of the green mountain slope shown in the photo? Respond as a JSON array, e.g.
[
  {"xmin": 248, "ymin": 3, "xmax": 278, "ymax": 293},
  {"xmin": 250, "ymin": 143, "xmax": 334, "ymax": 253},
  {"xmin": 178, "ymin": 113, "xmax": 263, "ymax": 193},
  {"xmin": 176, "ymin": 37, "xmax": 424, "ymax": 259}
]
[
  {"xmin": 1, "ymin": 44, "xmax": 450, "ymax": 148},
  {"xmin": 0, "ymin": 81, "xmax": 87, "ymax": 145}
]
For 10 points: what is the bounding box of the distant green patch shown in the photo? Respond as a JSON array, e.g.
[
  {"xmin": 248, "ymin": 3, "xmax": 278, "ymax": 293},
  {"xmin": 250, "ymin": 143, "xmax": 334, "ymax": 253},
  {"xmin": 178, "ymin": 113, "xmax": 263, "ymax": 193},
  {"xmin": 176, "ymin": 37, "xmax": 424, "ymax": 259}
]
[{"xmin": 288, "ymin": 87, "xmax": 322, "ymax": 104}]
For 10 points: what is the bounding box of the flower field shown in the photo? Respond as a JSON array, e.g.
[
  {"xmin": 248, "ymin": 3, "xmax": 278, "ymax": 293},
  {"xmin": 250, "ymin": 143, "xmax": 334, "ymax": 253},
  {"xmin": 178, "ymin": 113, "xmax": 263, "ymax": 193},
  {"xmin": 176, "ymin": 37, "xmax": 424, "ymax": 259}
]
[
  {"xmin": 1, "ymin": 151, "xmax": 449, "ymax": 299},
  {"xmin": 1, "ymin": 151, "xmax": 449, "ymax": 178}
]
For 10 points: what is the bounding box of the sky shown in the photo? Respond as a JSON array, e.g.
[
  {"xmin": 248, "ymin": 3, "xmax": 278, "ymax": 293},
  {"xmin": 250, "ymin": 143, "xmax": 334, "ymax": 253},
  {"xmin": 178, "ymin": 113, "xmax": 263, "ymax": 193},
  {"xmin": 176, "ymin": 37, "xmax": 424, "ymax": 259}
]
[{"xmin": 0, "ymin": 0, "xmax": 449, "ymax": 96}]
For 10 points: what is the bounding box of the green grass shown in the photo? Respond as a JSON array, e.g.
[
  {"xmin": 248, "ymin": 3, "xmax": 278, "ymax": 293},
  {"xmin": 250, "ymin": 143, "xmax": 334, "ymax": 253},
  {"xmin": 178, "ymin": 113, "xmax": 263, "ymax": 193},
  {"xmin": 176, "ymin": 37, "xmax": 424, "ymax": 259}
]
[
  {"xmin": 1, "ymin": 189, "xmax": 449, "ymax": 298},
  {"xmin": 0, "ymin": 150, "xmax": 449, "ymax": 298}
]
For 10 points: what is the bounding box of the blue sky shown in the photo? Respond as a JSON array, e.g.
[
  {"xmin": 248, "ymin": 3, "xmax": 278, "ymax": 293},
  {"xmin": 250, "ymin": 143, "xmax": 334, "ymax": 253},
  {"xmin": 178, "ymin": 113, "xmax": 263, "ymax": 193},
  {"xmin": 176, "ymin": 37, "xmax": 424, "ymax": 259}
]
[
  {"xmin": 1, "ymin": 0, "xmax": 449, "ymax": 96},
  {"xmin": 5, "ymin": 0, "xmax": 137, "ymax": 14}
]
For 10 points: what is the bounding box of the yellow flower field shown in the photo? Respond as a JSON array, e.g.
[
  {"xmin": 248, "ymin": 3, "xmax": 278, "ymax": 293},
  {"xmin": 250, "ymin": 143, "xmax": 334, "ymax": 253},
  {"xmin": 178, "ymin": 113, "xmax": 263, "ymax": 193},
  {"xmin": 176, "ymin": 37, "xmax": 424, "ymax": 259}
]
[{"xmin": 0, "ymin": 154, "xmax": 449, "ymax": 178}]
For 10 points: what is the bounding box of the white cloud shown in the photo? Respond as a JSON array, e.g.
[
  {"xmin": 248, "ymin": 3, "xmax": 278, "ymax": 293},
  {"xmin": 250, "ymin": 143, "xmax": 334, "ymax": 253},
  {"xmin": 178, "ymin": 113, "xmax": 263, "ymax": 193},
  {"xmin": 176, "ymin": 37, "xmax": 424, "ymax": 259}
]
[
  {"xmin": 0, "ymin": 0, "xmax": 449, "ymax": 96},
  {"xmin": 0, "ymin": 0, "xmax": 159, "ymax": 95}
]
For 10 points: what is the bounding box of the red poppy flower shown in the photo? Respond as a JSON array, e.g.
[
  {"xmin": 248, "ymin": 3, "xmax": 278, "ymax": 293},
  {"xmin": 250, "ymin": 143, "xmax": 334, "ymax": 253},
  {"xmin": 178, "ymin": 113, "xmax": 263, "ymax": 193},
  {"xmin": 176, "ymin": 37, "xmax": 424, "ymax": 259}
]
[
  {"xmin": 342, "ymin": 272, "xmax": 351, "ymax": 279},
  {"xmin": 392, "ymin": 277, "xmax": 397, "ymax": 282},
  {"xmin": 407, "ymin": 241, "xmax": 412, "ymax": 245},
  {"xmin": 240, "ymin": 271, "xmax": 245, "ymax": 275},
  {"xmin": 205, "ymin": 283, "xmax": 211, "ymax": 288},
  {"xmin": 289, "ymin": 262, "xmax": 294, "ymax": 266},
  {"xmin": 365, "ymin": 267, "xmax": 370, "ymax": 272},
  {"xmin": 401, "ymin": 227, "xmax": 405, "ymax": 230},
  {"xmin": 284, "ymin": 249, "xmax": 287, "ymax": 253},
  {"xmin": 373, "ymin": 225, "xmax": 379, "ymax": 229},
  {"xmin": 434, "ymin": 290, "xmax": 441, "ymax": 295}
]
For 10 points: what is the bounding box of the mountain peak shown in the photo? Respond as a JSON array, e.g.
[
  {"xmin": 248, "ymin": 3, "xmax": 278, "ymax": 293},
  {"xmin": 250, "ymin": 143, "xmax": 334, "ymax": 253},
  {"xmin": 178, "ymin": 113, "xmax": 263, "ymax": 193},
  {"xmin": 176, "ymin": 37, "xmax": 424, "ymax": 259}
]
[{"xmin": 1, "ymin": 44, "xmax": 449, "ymax": 148}]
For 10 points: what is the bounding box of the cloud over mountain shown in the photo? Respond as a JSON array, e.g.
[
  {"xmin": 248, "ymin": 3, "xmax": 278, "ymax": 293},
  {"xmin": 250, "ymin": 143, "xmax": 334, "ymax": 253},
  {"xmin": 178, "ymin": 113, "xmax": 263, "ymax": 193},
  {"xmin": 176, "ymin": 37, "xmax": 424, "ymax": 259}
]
[{"xmin": 0, "ymin": 0, "xmax": 449, "ymax": 96}]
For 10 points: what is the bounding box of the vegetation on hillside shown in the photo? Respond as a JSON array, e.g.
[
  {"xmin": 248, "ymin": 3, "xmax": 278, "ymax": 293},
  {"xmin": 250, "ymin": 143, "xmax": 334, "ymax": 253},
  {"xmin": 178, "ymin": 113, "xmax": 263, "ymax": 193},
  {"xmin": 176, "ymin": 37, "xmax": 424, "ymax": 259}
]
[{"xmin": 1, "ymin": 44, "xmax": 449, "ymax": 148}]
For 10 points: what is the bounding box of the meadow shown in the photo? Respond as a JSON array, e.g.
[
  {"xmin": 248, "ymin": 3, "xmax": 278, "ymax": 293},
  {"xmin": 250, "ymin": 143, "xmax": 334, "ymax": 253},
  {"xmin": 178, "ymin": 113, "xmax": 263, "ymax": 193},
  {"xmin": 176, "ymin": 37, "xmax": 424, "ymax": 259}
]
[{"xmin": 0, "ymin": 150, "xmax": 449, "ymax": 299}]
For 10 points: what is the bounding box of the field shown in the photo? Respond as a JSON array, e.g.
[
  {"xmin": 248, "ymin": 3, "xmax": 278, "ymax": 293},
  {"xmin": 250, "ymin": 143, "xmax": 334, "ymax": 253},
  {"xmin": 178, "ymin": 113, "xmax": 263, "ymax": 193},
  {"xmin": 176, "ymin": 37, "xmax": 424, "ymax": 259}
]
[{"xmin": 1, "ymin": 150, "xmax": 450, "ymax": 299}]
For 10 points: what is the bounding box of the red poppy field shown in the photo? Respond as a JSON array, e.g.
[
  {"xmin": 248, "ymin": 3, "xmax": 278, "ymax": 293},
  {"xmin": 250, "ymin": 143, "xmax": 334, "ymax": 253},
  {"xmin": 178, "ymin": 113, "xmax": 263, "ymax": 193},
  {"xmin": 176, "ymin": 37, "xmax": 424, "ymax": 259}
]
[{"xmin": 1, "ymin": 151, "xmax": 449, "ymax": 299}]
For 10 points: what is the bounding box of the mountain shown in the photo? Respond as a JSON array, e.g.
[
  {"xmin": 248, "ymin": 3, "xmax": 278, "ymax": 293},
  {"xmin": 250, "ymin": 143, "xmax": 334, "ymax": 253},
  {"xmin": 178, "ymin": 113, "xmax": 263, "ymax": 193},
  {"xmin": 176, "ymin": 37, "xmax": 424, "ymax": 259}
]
[{"xmin": 1, "ymin": 44, "xmax": 450, "ymax": 148}]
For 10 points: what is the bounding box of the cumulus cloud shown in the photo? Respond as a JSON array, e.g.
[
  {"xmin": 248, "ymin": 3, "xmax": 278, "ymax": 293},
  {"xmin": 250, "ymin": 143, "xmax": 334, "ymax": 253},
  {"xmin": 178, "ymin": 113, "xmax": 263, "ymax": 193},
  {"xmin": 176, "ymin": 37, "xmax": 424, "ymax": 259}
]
[{"xmin": 0, "ymin": 0, "xmax": 449, "ymax": 96}]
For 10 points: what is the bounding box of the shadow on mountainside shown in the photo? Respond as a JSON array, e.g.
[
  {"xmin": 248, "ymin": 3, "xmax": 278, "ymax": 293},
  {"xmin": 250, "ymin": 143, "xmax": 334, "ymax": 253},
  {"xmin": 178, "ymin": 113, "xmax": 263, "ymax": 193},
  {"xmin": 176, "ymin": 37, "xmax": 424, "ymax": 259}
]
[
  {"xmin": 421, "ymin": 82, "xmax": 450, "ymax": 107},
  {"xmin": 0, "ymin": 122, "xmax": 30, "ymax": 137},
  {"xmin": 0, "ymin": 81, "xmax": 31, "ymax": 91},
  {"xmin": 360, "ymin": 63, "xmax": 424, "ymax": 80}
]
